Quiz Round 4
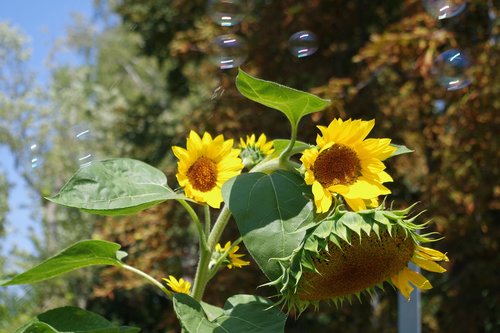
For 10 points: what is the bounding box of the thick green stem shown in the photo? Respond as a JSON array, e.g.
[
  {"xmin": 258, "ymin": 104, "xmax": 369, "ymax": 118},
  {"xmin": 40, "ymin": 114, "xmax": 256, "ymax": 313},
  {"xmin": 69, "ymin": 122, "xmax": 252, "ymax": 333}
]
[
  {"xmin": 191, "ymin": 205, "xmax": 232, "ymax": 300},
  {"xmin": 122, "ymin": 264, "xmax": 172, "ymax": 299},
  {"xmin": 204, "ymin": 205, "xmax": 211, "ymax": 236}
]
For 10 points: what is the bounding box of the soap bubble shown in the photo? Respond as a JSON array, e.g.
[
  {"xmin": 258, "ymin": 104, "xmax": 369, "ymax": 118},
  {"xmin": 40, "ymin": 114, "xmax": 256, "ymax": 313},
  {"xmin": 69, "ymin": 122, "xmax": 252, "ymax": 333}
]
[
  {"xmin": 207, "ymin": 0, "xmax": 245, "ymax": 27},
  {"xmin": 209, "ymin": 34, "xmax": 248, "ymax": 69},
  {"xmin": 432, "ymin": 49, "xmax": 471, "ymax": 91},
  {"xmin": 29, "ymin": 143, "xmax": 42, "ymax": 169},
  {"xmin": 71, "ymin": 125, "xmax": 95, "ymax": 168},
  {"xmin": 288, "ymin": 31, "xmax": 318, "ymax": 58},
  {"xmin": 422, "ymin": 0, "xmax": 466, "ymax": 20}
]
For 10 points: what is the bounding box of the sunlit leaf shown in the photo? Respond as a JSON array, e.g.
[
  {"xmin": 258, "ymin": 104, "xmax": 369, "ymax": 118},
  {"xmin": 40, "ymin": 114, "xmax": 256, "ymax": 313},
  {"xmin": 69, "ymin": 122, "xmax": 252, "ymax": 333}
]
[
  {"xmin": 222, "ymin": 170, "xmax": 313, "ymax": 280},
  {"xmin": 2, "ymin": 240, "xmax": 124, "ymax": 286},
  {"xmin": 47, "ymin": 158, "xmax": 187, "ymax": 216},
  {"xmin": 236, "ymin": 69, "xmax": 330, "ymax": 129}
]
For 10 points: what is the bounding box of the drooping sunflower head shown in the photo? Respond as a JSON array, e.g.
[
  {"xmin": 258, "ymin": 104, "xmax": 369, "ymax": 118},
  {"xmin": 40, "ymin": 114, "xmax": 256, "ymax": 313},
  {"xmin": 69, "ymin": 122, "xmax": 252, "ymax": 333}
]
[
  {"xmin": 163, "ymin": 275, "xmax": 191, "ymax": 294},
  {"xmin": 271, "ymin": 204, "xmax": 448, "ymax": 312},
  {"xmin": 300, "ymin": 118, "xmax": 396, "ymax": 213},
  {"xmin": 239, "ymin": 134, "xmax": 274, "ymax": 169},
  {"xmin": 172, "ymin": 131, "xmax": 244, "ymax": 208},
  {"xmin": 214, "ymin": 241, "xmax": 251, "ymax": 269}
]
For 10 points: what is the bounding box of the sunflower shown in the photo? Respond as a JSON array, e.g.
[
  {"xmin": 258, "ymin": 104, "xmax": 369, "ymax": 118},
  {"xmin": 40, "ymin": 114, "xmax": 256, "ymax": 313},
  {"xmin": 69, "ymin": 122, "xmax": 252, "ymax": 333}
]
[
  {"xmin": 215, "ymin": 241, "xmax": 250, "ymax": 269},
  {"xmin": 162, "ymin": 275, "xmax": 191, "ymax": 294},
  {"xmin": 300, "ymin": 119, "xmax": 396, "ymax": 213},
  {"xmin": 239, "ymin": 134, "xmax": 274, "ymax": 169},
  {"xmin": 172, "ymin": 131, "xmax": 244, "ymax": 208},
  {"xmin": 269, "ymin": 204, "xmax": 448, "ymax": 312}
]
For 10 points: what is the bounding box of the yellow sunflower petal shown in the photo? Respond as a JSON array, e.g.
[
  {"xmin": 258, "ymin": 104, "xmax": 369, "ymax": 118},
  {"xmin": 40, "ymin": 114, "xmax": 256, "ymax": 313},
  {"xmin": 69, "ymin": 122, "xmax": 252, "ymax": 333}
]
[
  {"xmin": 411, "ymin": 256, "xmax": 447, "ymax": 273},
  {"xmin": 416, "ymin": 246, "xmax": 449, "ymax": 262},
  {"xmin": 312, "ymin": 181, "xmax": 333, "ymax": 213},
  {"xmin": 405, "ymin": 268, "xmax": 433, "ymax": 290},
  {"xmin": 344, "ymin": 197, "xmax": 367, "ymax": 211},
  {"xmin": 396, "ymin": 268, "xmax": 415, "ymax": 301}
]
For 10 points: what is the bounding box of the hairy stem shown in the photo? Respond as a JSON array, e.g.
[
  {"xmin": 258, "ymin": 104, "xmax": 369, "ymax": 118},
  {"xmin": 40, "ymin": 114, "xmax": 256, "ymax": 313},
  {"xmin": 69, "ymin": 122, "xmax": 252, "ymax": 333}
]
[{"xmin": 122, "ymin": 264, "xmax": 172, "ymax": 299}]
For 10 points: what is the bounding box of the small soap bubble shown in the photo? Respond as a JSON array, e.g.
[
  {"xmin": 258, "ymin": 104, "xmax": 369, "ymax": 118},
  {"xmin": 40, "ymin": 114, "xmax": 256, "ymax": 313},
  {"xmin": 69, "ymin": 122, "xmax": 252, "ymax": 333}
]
[
  {"xmin": 209, "ymin": 34, "xmax": 248, "ymax": 69},
  {"xmin": 422, "ymin": 0, "xmax": 466, "ymax": 20},
  {"xmin": 288, "ymin": 31, "xmax": 319, "ymax": 58},
  {"xmin": 432, "ymin": 99, "xmax": 447, "ymax": 115},
  {"xmin": 29, "ymin": 143, "xmax": 42, "ymax": 169},
  {"xmin": 432, "ymin": 49, "xmax": 471, "ymax": 91},
  {"xmin": 207, "ymin": 0, "xmax": 245, "ymax": 27},
  {"xmin": 71, "ymin": 125, "xmax": 95, "ymax": 168}
]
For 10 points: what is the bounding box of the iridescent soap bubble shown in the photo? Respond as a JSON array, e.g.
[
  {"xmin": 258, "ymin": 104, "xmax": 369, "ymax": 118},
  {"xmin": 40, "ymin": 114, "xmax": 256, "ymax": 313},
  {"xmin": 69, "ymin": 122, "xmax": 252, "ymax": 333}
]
[
  {"xmin": 207, "ymin": 0, "xmax": 245, "ymax": 27},
  {"xmin": 288, "ymin": 31, "xmax": 318, "ymax": 58},
  {"xmin": 209, "ymin": 34, "xmax": 248, "ymax": 69},
  {"xmin": 29, "ymin": 143, "xmax": 42, "ymax": 169},
  {"xmin": 422, "ymin": 0, "xmax": 466, "ymax": 20},
  {"xmin": 71, "ymin": 125, "xmax": 95, "ymax": 168},
  {"xmin": 432, "ymin": 49, "xmax": 471, "ymax": 91}
]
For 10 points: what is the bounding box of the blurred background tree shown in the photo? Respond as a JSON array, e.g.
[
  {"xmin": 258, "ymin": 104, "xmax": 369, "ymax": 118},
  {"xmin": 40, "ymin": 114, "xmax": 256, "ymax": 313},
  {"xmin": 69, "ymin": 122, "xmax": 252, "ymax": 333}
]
[{"xmin": 1, "ymin": 0, "xmax": 498, "ymax": 332}]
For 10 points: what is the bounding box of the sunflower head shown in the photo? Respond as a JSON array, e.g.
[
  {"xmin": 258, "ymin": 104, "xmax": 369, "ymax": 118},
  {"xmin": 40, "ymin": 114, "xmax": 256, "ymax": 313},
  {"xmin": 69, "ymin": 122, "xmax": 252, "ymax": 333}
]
[
  {"xmin": 163, "ymin": 275, "xmax": 191, "ymax": 294},
  {"xmin": 214, "ymin": 241, "xmax": 250, "ymax": 269},
  {"xmin": 172, "ymin": 131, "xmax": 244, "ymax": 208},
  {"xmin": 268, "ymin": 203, "xmax": 448, "ymax": 313},
  {"xmin": 300, "ymin": 119, "xmax": 396, "ymax": 213},
  {"xmin": 239, "ymin": 134, "xmax": 274, "ymax": 169}
]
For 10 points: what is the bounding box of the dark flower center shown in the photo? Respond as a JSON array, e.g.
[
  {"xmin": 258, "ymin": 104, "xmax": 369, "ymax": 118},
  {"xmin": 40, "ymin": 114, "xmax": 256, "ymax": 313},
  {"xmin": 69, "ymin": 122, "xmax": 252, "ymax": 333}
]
[
  {"xmin": 187, "ymin": 156, "xmax": 218, "ymax": 192},
  {"xmin": 313, "ymin": 144, "xmax": 362, "ymax": 187},
  {"xmin": 298, "ymin": 229, "xmax": 415, "ymax": 301}
]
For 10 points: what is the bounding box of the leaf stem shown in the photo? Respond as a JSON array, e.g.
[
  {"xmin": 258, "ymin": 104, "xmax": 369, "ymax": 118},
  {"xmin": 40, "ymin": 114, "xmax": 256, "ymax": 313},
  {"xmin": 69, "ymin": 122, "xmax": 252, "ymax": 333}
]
[
  {"xmin": 278, "ymin": 123, "xmax": 297, "ymax": 163},
  {"xmin": 122, "ymin": 264, "xmax": 172, "ymax": 299},
  {"xmin": 207, "ymin": 237, "xmax": 243, "ymax": 280},
  {"xmin": 178, "ymin": 199, "xmax": 208, "ymax": 251}
]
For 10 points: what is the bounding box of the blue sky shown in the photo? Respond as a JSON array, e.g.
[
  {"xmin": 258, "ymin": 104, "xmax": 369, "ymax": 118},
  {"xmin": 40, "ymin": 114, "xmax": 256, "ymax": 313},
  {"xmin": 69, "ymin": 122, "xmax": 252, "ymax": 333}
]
[{"xmin": 0, "ymin": 1, "xmax": 93, "ymax": 262}]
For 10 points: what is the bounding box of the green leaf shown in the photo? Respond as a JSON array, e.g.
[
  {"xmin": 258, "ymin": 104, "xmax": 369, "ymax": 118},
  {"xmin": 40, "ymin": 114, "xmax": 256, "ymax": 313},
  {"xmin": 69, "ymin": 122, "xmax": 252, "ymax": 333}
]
[
  {"xmin": 222, "ymin": 170, "xmax": 313, "ymax": 280},
  {"xmin": 236, "ymin": 69, "xmax": 330, "ymax": 129},
  {"xmin": 2, "ymin": 240, "xmax": 124, "ymax": 286},
  {"xmin": 14, "ymin": 307, "xmax": 140, "ymax": 333},
  {"xmin": 47, "ymin": 158, "xmax": 187, "ymax": 216},
  {"xmin": 268, "ymin": 139, "xmax": 312, "ymax": 159},
  {"xmin": 174, "ymin": 294, "xmax": 286, "ymax": 333},
  {"xmin": 390, "ymin": 144, "xmax": 414, "ymax": 157}
]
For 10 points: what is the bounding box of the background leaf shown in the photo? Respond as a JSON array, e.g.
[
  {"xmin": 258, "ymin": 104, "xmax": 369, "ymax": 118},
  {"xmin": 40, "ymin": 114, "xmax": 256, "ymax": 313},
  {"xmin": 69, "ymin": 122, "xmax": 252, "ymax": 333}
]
[
  {"xmin": 15, "ymin": 306, "xmax": 140, "ymax": 333},
  {"xmin": 47, "ymin": 158, "xmax": 186, "ymax": 216},
  {"xmin": 390, "ymin": 144, "xmax": 414, "ymax": 157},
  {"xmin": 236, "ymin": 69, "xmax": 330, "ymax": 129},
  {"xmin": 174, "ymin": 294, "xmax": 286, "ymax": 333},
  {"xmin": 2, "ymin": 240, "xmax": 124, "ymax": 286},
  {"xmin": 222, "ymin": 170, "xmax": 313, "ymax": 280},
  {"xmin": 268, "ymin": 139, "xmax": 312, "ymax": 159}
]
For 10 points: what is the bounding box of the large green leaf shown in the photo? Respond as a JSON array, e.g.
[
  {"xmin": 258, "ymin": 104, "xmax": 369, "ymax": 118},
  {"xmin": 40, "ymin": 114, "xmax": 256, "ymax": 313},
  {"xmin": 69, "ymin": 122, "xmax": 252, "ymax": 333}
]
[
  {"xmin": 1, "ymin": 240, "xmax": 124, "ymax": 286},
  {"xmin": 222, "ymin": 170, "xmax": 313, "ymax": 280},
  {"xmin": 236, "ymin": 69, "xmax": 330, "ymax": 129},
  {"xmin": 47, "ymin": 158, "xmax": 186, "ymax": 216},
  {"xmin": 14, "ymin": 306, "xmax": 140, "ymax": 333},
  {"xmin": 174, "ymin": 294, "xmax": 286, "ymax": 333}
]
